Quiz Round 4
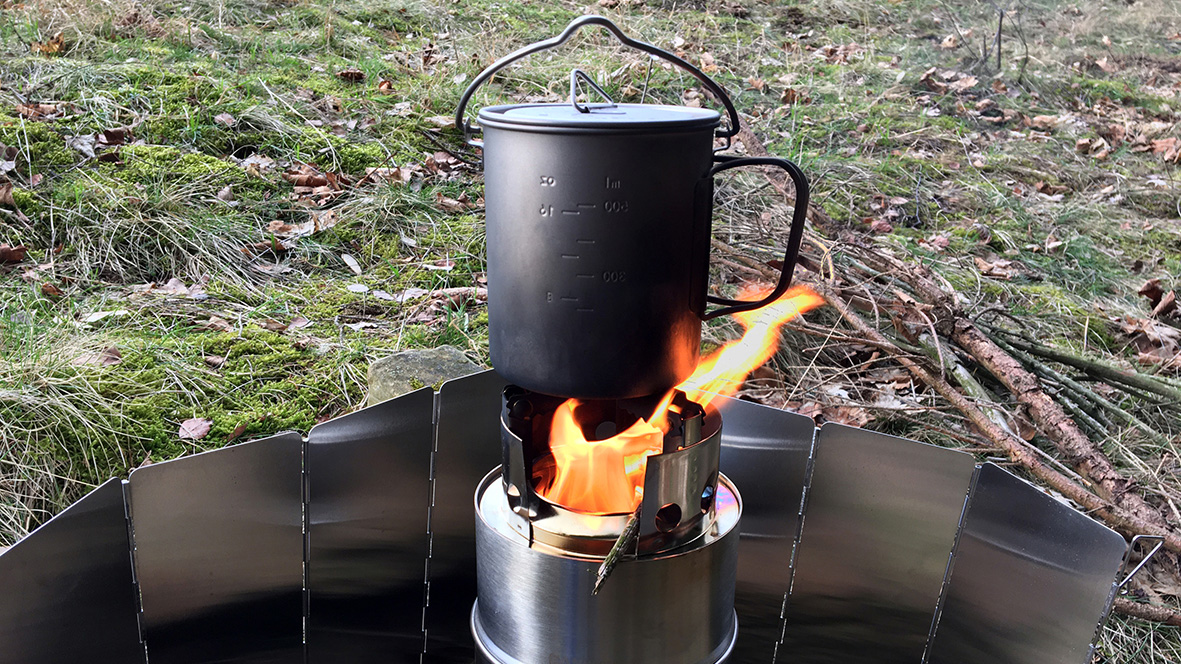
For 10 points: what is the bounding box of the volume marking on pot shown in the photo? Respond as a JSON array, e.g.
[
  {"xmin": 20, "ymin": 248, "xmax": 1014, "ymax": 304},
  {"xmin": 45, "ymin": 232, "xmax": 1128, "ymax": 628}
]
[
  {"xmin": 561, "ymin": 254, "xmax": 579, "ymax": 259},
  {"xmin": 576, "ymin": 239, "xmax": 596, "ymax": 245},
  {"xmin": 576, "ymin": 274, "xmax": 596, "ymax": 279}
]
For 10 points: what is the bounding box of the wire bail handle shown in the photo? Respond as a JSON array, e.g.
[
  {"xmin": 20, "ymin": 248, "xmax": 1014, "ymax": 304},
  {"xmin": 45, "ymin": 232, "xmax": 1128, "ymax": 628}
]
[{"xmin": 454, "ymin": 15, "xmax": 742, "ymax": 147}]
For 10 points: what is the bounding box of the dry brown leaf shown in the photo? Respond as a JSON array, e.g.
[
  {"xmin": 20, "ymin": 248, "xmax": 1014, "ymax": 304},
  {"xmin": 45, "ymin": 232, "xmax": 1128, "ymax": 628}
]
[
  {"xmin": 15, "ymin": 103, "xmax": 58, "ymax": 119},
  {"xmin": 0, "ymin": 243, "xmax": 27, "ymax": 263},
  {"xmin": 779, "ymin": 86, "xmax": 812, "ymax": 105},
  {"xmin": 178, "ymin": 417, "xmax": 213, "ymax": 440},
  {"xmin": 869, "ymin": 218, "xmax": 893, "ymax": 234},
  {"xmin": 974, "ymin": 255, "xmax": 1018, "ymax": 279},
  {"xmin": 204, "ymin": 355, "xmax": 226, "ymax": 368},
  {"xmin": 198, "ymin": 316, "xmax": 233, "ymax": 332},
  {"xmin": 40, "ymin": 282, "xmax": 63, "ymax": 297},
  {"xmin": 423, "ymin": 115, "xmax": 455, "ymax": 128},
  {"xmin": 31, "ymin": 31, "xmax": 64, "ymax": 56},
  {"xmin": 226, "ymin": 422, "xmax": 249, "ymax": 443},
  {"xmin": 746, "ymin": 77, "xmax": 767, "ymax": 92},
  {"xmin": 377, "ymin": 79, "xmax": 394, "ymax": 93},
  {"xmin": 1152, "ymin": 291, "xmax": 1177, "ymax": 319},
  {"xmin": 0, "ymin": 183, "xmax": 13, "ymax": 208},
  {"xmin": 337, "ymin": 68, "xmax": 366, "ymax": 82},
  {"xmin": 939, "ymin": 34, "xmax": 959, "ymax": 49},
  {"xmin": 919, "ymin": 68, "xmax": 948, "ymax": 94},
  {"xmin": 947, "ymin": 75, "xmax": 978, "ymax": 93},
  {"xmin": 699, "ymin": 51, "xmax": 719, "ymax": 74},
  {"xmin": 1029, "ymin": 115, "xmax": 1059, "ymax": 131},
  {"xmin": 1139, "ymin": 279, "xmax": 1165, "ymax": 308},
  {"xmin": 72, "ymin": 346, "xmax": 122, "ymax": 367},
  {"xmin": 1095, "ymin": 56, "xmax": 1118, "ymax": 74},
  {"xmin": 434, "ymin": 191, "xmax": 478, "ymax": 213},
  {"xmin": 259, "ymin": 318, "xmax": 289, "ymax": 333}
]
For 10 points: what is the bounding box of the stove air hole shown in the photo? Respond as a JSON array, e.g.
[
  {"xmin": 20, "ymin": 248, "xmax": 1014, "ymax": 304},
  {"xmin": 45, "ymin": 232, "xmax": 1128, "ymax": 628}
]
[
  {"xmin": 654, "ymin": 503, "xmax": 682, "ymax": 533},
  {"xmin": 700, "ymin": 485, "xmax": 715, "ymax": 514}
]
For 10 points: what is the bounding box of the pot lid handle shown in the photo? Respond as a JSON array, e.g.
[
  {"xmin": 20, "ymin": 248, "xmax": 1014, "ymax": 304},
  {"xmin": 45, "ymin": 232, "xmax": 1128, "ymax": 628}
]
[
  {"xmin": 570, "ymin": 69, "xmax": 616, "ymax": 113},
  {"xmin": 455, "ymin": 15, "xmax": 741, "ymax": 148}
]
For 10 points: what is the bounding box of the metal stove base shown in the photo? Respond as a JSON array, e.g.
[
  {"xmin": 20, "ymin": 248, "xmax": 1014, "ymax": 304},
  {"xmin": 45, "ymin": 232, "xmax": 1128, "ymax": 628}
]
[
  {"xmin": 0, "ymin": 369, "xmax": 1148, "ymax": 664},
  {"xmin": 472, "ymin": 606, "xmax": 739, "ymax": 664}
]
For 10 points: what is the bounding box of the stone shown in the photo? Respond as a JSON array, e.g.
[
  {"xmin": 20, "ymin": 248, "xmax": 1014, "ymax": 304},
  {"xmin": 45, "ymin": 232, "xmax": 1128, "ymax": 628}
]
[{"xmin": 367, "ymin": 345, "xmax": 482, "ymax": 404}]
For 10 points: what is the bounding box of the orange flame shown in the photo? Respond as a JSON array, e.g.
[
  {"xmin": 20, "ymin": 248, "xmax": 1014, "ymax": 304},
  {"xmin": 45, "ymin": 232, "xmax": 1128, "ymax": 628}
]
[{"xmin": 536, "ymin": 286, "xmax": 825, "ymax": 514}]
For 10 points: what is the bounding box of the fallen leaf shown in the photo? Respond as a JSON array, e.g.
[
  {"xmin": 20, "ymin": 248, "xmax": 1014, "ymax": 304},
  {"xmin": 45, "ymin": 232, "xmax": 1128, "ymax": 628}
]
[
  {"xmin": 869, "ymin": 218, "xmax": 893, "ymax": 234},
  {"xmin": 947, "ymin": 75, "xmax": 978, "ymax": 93},
  {"xmin": 217, "ymin": 185, "xmax": 235, "ymax": 202},
  {"xmin": 392, "ymin": 287, "xmax": 430, "ymax": 302},
  {"xmin": 30, "ymin": 31, "xmax": 64, "ymax": 55},
  {"xmin": 178, "ymin": 417, "xmax": 213, "ymax": 440},
  {"xmin": 66, "ymin": 134, "xmax": 96, "ymax": 159},
  {"xmin": 434, "ymin": 191, "xmax": 478, "ymax": 213},
  {"xmin": 377, "ymin": 79, "xmax": 394, "ymax": 93},
  {"xmin": 213, "ymin": 112, "xmax": 236, "ymax": 127},
  {"xmin": 96, "ymin": 127, "xmax": 133, "ymax": 146},
  {"xmin": 919, "ymin": 68, "xmax": 948, "ymax": 94},
  {"xmin": 974, "ymin": 255, "xmax": 1018, "ymax": 279},
  {"xmin": 1095, "ymin": 56, "xmax": 1118, "ymax": 74},
  {"xmin": 1152, "ymin": 291, "xmax": 1177, "ymax": 318},
  {"xmin": 81, "ymin": 309, "xmax": 130, "ymax": 324},
  {"xmin": 0, "ymin": 183, "xmax": 14, "ymax": 207},
  {"xmin": 72, "ymin": 346, "xmax": 122, "ymax": 367},
  {"xmin": 310, "ymin": 209, "xmax": 339, "ymax": 231},
  {"xmin": 289, "ymin": 315, "xmax": 311, "ymax": 330},
  {"xmin": 198, "ymin": 315, "xmax": 233, "ymax": 332},
  {"xmin": 1029, "ymin": 115, "xmax": 1059, "ymax": 131},
  {"xmin": 15, "ymin": 103, "xmax": 59, "ymax": 119},
  {"xmin": 424, "ymin": 115, "xmax": 455, "ymax": 128},
  {"xmin": 226, "ymin": 422, "xmax": 248, "ymax": 442},
  {"xmin": 746, "ymin": 77, "xmax": 767, "ymax": 92},
  {"xmin": 939, "ymin": 34, "xmax": 959, "ymax": 49},
  {"xmin": 779, "ymin": 86, "xmax": 812, "ymax": 105},
  {"xmin": 337, "ymin": 68, "xmax": 366, "ymax": 82},
  {"xmin": 1140, "ymin": 278, "xmax": 1165, "ymax": 308},
  {"xmin": 699, "ymin": 51, "xmax": 719, "ymax": 74},
  {"xmin": 40, "ymin": 282, "xmax": 63, "ymax": 297},
  {"xmin": 341, "ymin": 253, "xmax": 362, "ymax": 275},
  {"xmin": 347, "ymin": 283, "xmax": 369, "ymax": 293},
  {"xmin": 204, "ymin": 355, "xmax": 227, "ymax": 368}
]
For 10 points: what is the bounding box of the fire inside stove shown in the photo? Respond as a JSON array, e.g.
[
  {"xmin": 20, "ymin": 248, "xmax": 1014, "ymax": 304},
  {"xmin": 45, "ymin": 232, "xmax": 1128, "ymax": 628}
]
[{"xmin": 471, "ymin": 287, "xmax": 823, "ymax": 664}]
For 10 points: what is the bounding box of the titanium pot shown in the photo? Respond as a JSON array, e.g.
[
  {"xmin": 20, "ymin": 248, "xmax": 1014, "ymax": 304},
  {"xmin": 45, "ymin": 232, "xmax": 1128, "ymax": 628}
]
[{"xmin": 456, "ymin": 15, "xmax": 810, "ymax": 400}]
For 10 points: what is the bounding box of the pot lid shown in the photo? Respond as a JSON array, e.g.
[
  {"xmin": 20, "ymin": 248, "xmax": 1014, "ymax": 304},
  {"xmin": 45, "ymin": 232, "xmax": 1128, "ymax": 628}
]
[{"xmin": 477, "ymin": 102, "xmax": 721, "ymax": 132}]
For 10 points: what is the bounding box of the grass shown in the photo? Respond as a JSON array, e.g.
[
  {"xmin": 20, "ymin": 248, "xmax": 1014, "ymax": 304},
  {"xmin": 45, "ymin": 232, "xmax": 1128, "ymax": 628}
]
[{"xmin": 0, "ymin": 0, "xmax": 1180, "ymax": 657}]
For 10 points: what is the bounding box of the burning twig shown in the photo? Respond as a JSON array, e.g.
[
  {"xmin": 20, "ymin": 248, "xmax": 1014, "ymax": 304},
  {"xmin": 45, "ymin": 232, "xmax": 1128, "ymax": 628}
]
[{"xmin": 593, "ymin": 504, "xmax": 641, "ymax": 596}]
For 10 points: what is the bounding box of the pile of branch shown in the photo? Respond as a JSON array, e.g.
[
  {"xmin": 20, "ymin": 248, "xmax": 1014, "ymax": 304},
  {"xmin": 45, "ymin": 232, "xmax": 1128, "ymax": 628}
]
[{"xmin": 727, "ymin": 129, "xmax": 1181, "ymax": 627}]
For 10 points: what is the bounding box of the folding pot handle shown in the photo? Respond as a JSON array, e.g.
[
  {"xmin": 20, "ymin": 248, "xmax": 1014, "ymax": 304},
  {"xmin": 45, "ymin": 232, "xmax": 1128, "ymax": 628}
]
[
  {"xmin": 702, "ymin": 156, "xmax": 810, "ymax": 321},
  {"xmin": 454, "ymin": 14, "xmax": 741, "ymax": 147}
]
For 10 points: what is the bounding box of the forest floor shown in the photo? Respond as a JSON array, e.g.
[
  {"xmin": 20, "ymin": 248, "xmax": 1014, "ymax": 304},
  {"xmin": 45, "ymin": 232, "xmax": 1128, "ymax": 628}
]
[{"xmin": 1, "ymin": 0, "xmax": 1180, "ymax": 658}]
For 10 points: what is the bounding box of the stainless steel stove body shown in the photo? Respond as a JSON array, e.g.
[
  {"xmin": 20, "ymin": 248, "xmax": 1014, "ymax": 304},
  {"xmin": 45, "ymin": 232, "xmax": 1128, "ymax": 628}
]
[{"xmin": 0, "ymin": 369, "xmax": 1147, "ymax": 664}]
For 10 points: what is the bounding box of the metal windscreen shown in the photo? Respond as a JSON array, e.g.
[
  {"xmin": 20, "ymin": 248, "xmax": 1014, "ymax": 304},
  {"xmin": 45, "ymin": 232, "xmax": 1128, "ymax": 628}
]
[
  {"xmin": 306, "ymin": 388, "xmax": 435, "ymax": 663},
  {"xmin": 782, "ymin": 423, "xmax": 977, "ymax": 663},
  {"xmin": 716, "ymin": 396, "xmax": 815, "ymax": 664},
  {"xmin": 128, "ymin": 432, "xmax": 305, "ymax": 664},
  {"xmin": 926, "ymin": 462, "xmax": 1127, "ymax": 664},
  {"xmin": 0, "ymin": 478, "xmax": 143, "ymax": 664}
]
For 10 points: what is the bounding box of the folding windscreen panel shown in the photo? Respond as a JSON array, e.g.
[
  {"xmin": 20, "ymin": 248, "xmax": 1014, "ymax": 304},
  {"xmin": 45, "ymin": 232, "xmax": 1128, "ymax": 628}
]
[
  {"xmin": 424, "ymin": 370, "xmax": 506, "ymax": 663},
  {"xmin": 0, "ymin": 478, "xmax": 143, "ymax": 664},
  {"xmin": 715, "ymin": 396, "xmax": 815, "ymax": 664},
  {"xmin": 783, "ymin": 423, "xmax": 977, "ymax": 663},
  {"xmin": 128, "ymin": 432, "xmax": 305, "ymax": 664},
  {"xmin": 926, "ymin": 462, "xmax": 1128, "ymax": 664},
  {"xmin": 306, "ymin": 388, "xmax": 436, "ymax": 663}
]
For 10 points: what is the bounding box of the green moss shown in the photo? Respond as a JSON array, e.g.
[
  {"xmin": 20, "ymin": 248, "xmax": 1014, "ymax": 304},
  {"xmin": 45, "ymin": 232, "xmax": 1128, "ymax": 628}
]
[
  {"xmin": 337, "ymin": 142, "xmax": 391, "ymax": 174},
  {"xmin": 0, "ymin": 121, "xmax": 76, "ymax": 174},
  {"xmin": 116, "ymin": 144, "xmax": 243, "ymax": 184}
]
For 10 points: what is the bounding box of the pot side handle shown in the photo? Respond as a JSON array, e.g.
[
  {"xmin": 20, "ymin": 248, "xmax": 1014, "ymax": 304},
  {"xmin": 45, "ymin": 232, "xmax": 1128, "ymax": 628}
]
[
  {"xmin": 454, "ymin": 14, "xmax": 741, "ymax": 148},
  {"xmin": 701, "ymin": 156, "xmax": 810, "ymax": 321}
]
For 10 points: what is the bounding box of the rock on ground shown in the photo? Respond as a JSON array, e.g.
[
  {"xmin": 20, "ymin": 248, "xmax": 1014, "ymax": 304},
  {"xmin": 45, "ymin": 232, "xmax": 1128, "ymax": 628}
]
[{"xmin": 367, "ymin": 345, "xmax": 482, "ymax": 404}]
